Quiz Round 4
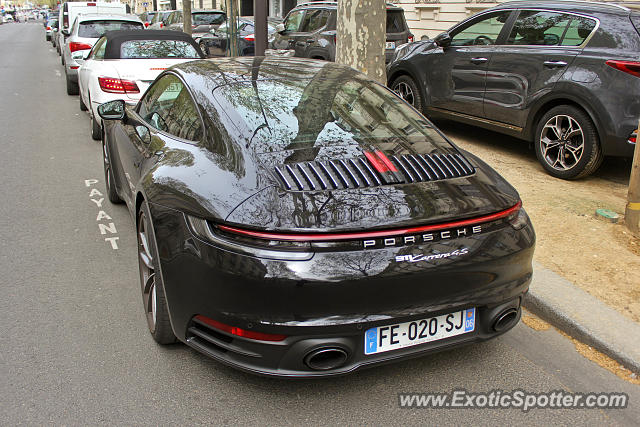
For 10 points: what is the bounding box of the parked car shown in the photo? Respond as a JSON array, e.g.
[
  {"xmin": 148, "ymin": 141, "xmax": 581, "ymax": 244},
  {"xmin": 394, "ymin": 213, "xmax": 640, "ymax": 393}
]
[
  {"xmin": 63, "ymin": 14, "xmax": 144, "ymax": 95},
  {"xmin": 388, "ymin": 0, "xmax": 640, "ymax": 179},
  {"xmin": 96, "ymin": 56, "xmax": 534, "ymax": 377},
  {"xmin": 148, "ymin": 9, "xmax": 174, "ymax": 30},
  {"xmin": 269, "ymin": 1, "xmax": 413, "ymax": 62},
  {"xmin": 57, "ymin": 1, "xmax": 128, "ymax": 58},
  {"xmin": 138, "ymin": 10, "xmax": 155, "ymax": 28},
  {"xmin": 164, "ymin": 9, "xmax": 226, "ymax": 38},
  {"xmin": 78, "ymin": 30, "xmax": 204, "ymax": 140},
  {"xmin": 198, "ymin": 16, "xmax": 278, "ymax": 57},
  {"xmin": 45, "ymin": 16, "xmax": 58, "ymax": 41}
]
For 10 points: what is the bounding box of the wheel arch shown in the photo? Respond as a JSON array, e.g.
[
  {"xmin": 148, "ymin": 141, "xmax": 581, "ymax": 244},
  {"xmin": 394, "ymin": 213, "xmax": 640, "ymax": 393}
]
[
  {"xmin": 387, "ymin": 65, "xmax": 428, "ymax": 109},
  {"xmin": 524, "ymin": 93, "xmax": 605, "ymax": 147}
]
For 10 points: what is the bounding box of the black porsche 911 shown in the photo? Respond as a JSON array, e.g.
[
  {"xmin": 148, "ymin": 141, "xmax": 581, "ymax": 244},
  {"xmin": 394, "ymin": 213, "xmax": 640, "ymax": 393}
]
[{"xmin": 97, "ymin": 56, "xmax": 535, "ymax": 377}]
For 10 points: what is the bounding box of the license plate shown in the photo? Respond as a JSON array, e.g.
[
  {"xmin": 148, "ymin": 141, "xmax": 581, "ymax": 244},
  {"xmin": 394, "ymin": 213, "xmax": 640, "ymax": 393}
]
[
  {"xmin": 364, "ymin": 308, "xmax": 476, "ymax": 355},
  {"xmin": 385, "ymin": 41, "xmax": 396, "ymax": 49}
]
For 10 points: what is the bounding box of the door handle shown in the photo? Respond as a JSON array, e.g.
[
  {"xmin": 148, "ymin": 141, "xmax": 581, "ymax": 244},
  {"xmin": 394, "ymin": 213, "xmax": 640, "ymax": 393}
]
[
  {"xmin": 543, "ymin": 60, "xmax": 567, "ymax": 68},
  {"xmin": 470, "ymin": 57, "xmax": 488, "ymax": 64}
]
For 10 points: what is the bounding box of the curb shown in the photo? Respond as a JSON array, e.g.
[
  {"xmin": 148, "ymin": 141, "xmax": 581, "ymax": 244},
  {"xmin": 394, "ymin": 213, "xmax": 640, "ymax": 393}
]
[{"xmin": 523, "ymin": 262, "xmax": 640, "ymax": 374}]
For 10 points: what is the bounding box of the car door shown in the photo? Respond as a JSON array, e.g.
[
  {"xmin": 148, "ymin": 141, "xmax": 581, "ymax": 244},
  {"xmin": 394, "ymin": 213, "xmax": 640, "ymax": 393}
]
[
  {"xmin": 115, "ymin": 74, "xmax": 203, "ymax": 204},
  {"xmin": 271, "ymin": 8, "xmax": 305, "ymax": 54},
  {"xmin": 295, "ymin": 8, "xmax": 329, "ymax": 58},
  {"xmin": 483, "ymin": 10, "xmax": 594, "ymax": 127},
  {"xmin": 424, "ymin": 10, "xmax": 513, "ymax": 117}
]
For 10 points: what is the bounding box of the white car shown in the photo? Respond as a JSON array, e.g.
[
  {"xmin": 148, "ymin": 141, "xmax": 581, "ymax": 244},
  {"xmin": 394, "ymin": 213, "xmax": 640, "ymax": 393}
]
[
  {"xmin": 78, "ymin": 30, "xmax": 204, "ymax": 140},
  {"xmin": 63, "ymin": 13, "xmax": 143, "ymax": 95}
]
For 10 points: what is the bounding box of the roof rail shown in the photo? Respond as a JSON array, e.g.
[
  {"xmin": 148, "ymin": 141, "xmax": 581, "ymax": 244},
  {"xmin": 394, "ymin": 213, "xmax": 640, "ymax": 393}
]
[
  {"xmin": 294, "ymin": 1, "xmax": 399, "ymax": 8},
  {"xmin": 502, "ymin": 0, "xmax": 630, "ymax": 12}
]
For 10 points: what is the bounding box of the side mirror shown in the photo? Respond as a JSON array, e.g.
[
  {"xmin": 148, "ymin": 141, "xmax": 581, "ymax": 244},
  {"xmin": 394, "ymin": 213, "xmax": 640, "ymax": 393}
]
[
  {"xmin": 275, "ymin": 23, "xmax": 285, "ymax": 33},
  {"xmin": 135, "ymin": 125, "xmax": 151, "ymax": 144},
  {"xmin": 62, "ymin": 28, "xmax": 70, "ymax": 36},
  {"xmin": 98, "ymin": 100, "xmax": 126, "ymax": 120},
  {"xmin": 434, "ymin": 32, "xmax": 451, "ymax": 48}
]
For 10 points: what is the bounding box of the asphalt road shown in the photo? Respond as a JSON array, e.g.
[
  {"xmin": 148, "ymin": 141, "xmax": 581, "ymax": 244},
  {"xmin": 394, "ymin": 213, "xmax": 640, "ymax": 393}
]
[{"xmin": 1, "ymin": 22, "xmax": 638, "ymax": 426}]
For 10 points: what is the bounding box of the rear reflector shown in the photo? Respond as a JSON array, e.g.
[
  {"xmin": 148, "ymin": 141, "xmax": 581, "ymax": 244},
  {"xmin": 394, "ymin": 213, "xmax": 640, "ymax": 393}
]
[
  {"xmin": 70, "ymin": 66, "xmax": 79, "ymax": 70},
  {"xmin": 69, "ymin": 42, "xmax": 92, "ymax": 53},
  {"xmin": 194, "ymin": 315, "xmax": 287, "ymax": 341},
  {"xmin": 98, "ymin": 77, "xmax": 140, "ymax": 94},
  {"xmin": 217, "ymin": 201, "xmax": 522, "ymax": 242},
  {"xmin": 606, "ymin": 60, "xmax": 640, "ymax": 78}
]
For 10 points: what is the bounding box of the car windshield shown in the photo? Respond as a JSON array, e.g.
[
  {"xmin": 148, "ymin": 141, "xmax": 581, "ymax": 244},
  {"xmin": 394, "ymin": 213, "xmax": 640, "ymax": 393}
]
[
  {"xmin": 214, "ymin": 75, "xmax": 445, "ymax": 157},
  {"xmin": 120, "ymin": 39, "xmax": 200, "ymax": 59},
  {"xmin": 79, "ymin": 20, "xmax": 144, "ymax": 38},
  {"xmin": 193, "ymin": 12, "xmax": 225, "ymax": 26}
]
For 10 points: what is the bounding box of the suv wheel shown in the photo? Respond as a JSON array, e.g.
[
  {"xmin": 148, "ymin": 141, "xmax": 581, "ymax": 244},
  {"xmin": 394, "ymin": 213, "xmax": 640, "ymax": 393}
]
[
  {"xmin": 391, "ymin": 75, "xmax": 422, "ymax": 111},
  {"xmin": 534, "ymin": 105, "xmax": 603, "ymax": 179}
]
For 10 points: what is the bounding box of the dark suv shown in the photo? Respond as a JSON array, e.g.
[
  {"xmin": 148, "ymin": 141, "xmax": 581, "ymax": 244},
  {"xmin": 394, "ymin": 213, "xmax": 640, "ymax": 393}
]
[
  {"xmin": 388, "ymin": 0, "xmax": 640, "ymax": 179},
  {"xmin": 270, "ymin": 1, "xmax": 413, "ymax": 63}
]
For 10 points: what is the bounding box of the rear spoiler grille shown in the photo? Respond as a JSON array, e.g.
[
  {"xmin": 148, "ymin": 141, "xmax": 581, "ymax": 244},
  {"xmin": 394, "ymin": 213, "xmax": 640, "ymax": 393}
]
[{"xmin": 274, "ymin": 152, "xmax": 475, "ymax": 191}]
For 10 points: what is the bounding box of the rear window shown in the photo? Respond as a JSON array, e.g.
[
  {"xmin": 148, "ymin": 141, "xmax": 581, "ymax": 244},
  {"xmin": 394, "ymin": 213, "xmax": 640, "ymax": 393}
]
[
  {"xmin": 120, "ymin": 39, "xmax": 200, "ymax": 59},
  {"xmin": 386, "ymin": 10, "xmax": 406, "ymax": 33},
  {"xmin": 193, "ymin": 12, "xmax": 225, "ymax": 26},
  {"xmin": 79, "ymin": 20, "xmax": 143, "ymax": 38}
]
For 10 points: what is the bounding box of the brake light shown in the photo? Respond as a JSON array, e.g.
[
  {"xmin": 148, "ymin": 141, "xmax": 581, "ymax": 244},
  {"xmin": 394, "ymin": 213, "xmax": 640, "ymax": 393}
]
[
  {"xmin": 46, "ymin": 26, "xmax": 51, "ymax": 30},
  {"xmin": 194, "ymin": 315, "xmax": 287, "ymax": 342},
  {"xmin": 98, "ymin": 77, "xmax": 140, "ymax": 94},
  {"xmin": 408, "ymin": 34, "xmax": 414, "ymax": 43},
  {"xmin": 216, "ymin": 201, "xmax": 523, "ymax": 242},
  {"xmin": 69, "ymin": 42, "xmax": 92, "ymax": 53},
  {"xmin": 160, "ymin": 22, "xmax": 163, "ymax": 28},
  {"xmin": 606, "ymin": 60, "xmax": 640, "ymax": 78},
  {"xmin": 144, "ymin": 22, "xmax": 150, "ymax": 28},
  {"xmin": 87, "ymin": 2, "xmax": 96, "ymax": 5},
  {"xmin": 363, "ymin": 150, "xmax": 398, "ymax": 173},
  {"xmin": 244, "ymin": 33, "xmax": 255, "ymax": 41}
]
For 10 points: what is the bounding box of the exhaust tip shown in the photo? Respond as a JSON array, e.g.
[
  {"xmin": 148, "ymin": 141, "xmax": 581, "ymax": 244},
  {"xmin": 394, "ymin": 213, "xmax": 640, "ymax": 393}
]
[
  {"xmin": 493, "ymin": 308, "xmax": 519, "ymax": 332},
  {"xmin": 304, "ymin": 347, "xmax": 348, "ymax": 371}
]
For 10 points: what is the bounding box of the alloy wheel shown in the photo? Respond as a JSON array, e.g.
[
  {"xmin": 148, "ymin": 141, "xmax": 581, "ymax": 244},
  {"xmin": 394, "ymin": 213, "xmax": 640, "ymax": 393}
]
[
  {"xmin": 393, "ymin": 81, "xmax": 415, "ymax": 106},
  {"xmin": 138, "ymin": 210, "xmax": 157, "ymax": 332},
  {"xmin": 539, "ymin": 114, "xmax": 584, "ymax": 171}
]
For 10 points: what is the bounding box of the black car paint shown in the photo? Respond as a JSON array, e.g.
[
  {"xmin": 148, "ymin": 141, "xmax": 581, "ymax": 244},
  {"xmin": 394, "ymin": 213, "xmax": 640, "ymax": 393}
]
[
  {"xmin": 387, "ymin": 1, "xmax": 640, "ymax": 158},
  {"xmin": 102, "ymin": 57, "xmax": 535, "ymax": 377}
]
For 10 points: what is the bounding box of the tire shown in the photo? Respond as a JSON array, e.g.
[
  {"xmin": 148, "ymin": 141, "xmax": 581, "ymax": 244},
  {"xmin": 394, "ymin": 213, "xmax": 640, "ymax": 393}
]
[
  {"xmin": 534, "ymin": 105, "xmax": 603, "ymax": 180},
  {"xmin": 102, "ymin": 134, "xmax": 122, "ymax": 204},
  {"xmin": 391, "ymin": 75, "xmax": 423, "ymax": 112},
  {"xmin": 89, "ymin": 94, "xmax": 101, "ymax": 140},
  {"xmin": 137, "ymin": 202, "xmax": 176, "ymax": 344},
  {"xmin": 65, "ymin": 72, "xmax": 79, "ymax": 95},
  {"xmin": 79, "ymin": 94, "xmax": 87, "ymax": 111}
]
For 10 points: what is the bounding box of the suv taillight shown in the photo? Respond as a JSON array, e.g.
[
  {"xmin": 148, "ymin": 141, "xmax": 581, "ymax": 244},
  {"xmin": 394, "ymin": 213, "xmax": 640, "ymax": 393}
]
[
  {"xmin": 606, "ymin": 60, "xmax": 640, "ymax": 78},
  {"xmin": 408, "ymin": 34, "xmax": 414, "ymax": 43},
  {"xmin": 69, "ymin": 42, "xmax": 92, "ymax": 53},
  {"xmin": 244, "ymin": 33, "xmax": 255, "ymax": 41},
  {"xmin": 98, "ymin": 77, "xmax": 140, "ymax": 94}
]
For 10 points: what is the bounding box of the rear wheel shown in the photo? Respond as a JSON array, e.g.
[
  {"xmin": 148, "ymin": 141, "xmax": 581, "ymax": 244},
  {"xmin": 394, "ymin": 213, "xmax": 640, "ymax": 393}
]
[
  {"xmin": 65, "ymin": 72, "xmax": 79, "ymax": 95},
  {"xmin": 534, "ymin": 105, "xmax": 603, "ymax": 179},
  {"xmin": 391, "ymin": 75, "xmax": 422, "ymax": 112},
  {"xmin": 137, "ymin": 202, "xmax": 176, "ymax": 344}
]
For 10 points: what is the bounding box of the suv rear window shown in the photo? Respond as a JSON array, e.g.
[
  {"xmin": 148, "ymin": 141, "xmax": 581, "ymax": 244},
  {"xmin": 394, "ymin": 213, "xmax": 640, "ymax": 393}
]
[
  {"xmin": 79, "ymin": 21, "xmax": 143, "ymax": 37},
  {"xmin": 193, "ymin": 12, "xmax": 225, "ymax": 26},
  {"xmin": 386, "ymin": 10, "xmax": 406, "ymax": 33}
]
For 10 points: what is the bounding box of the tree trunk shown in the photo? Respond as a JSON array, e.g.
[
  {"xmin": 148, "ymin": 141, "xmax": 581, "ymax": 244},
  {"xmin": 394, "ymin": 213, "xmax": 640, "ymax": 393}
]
[
  {"xmin": 336, "ymin": 0, "xmax": 386, "ymax": 84},
  {"xmin": 225, "ymin": 0, "xmax": 240, "ymax": 56},
  {"xmin": 183, "ymin": 0, "xmax": 192, "ymax": 35},
  {"xmin": 625, "ymin": 119, "xmax": 640, "ymax": 235}
]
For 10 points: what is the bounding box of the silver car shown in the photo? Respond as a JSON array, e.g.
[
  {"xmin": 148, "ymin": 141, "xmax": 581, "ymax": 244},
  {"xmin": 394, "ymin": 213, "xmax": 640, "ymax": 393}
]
[{"xmin": 63, "ymin": 13, "xmax": 143, "ymax": 95}]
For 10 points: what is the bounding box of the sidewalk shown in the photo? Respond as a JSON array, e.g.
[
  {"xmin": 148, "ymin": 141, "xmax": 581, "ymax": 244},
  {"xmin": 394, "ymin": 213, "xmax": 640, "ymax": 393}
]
[{"xmin": 524, "ymin": 261, "xmax": 640, "ymax": 374}]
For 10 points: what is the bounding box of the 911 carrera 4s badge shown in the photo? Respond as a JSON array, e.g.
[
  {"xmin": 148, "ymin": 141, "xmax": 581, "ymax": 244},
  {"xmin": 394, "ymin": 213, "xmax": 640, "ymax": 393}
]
[{"xmin": 395, "ymin": 248, "xmax": 469, "ymax": 263}]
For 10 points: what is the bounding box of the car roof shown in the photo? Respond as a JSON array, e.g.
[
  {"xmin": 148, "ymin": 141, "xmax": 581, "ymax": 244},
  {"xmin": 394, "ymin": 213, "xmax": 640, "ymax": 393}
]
[
  {"xmin": 102, "ymin": 30, "xmax": 199, "ymax": 59},
  {"xmin": 494, "ymin": 1, "xmax": 632, "ymax": 15},
  {"xmin": 76, "ymin": 13, "xmax": 142, "ymax": 22},
  {"xmin": 291, "ymin": 1, "xmax": 403, "ymax": 11}
]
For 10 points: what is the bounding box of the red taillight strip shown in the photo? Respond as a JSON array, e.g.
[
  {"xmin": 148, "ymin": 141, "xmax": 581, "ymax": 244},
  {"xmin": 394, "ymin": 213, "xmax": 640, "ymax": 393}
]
[
  {"xmin": 218, "ymin": 201, "xmax": 522, "ymax": 242},
  {"xmin": 194, "ymin": 315, "xmax": 287, "ymax": 342},
  {"xmin": 606, "ymin": 60, "xmax": 640, "ymax": 78}
]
